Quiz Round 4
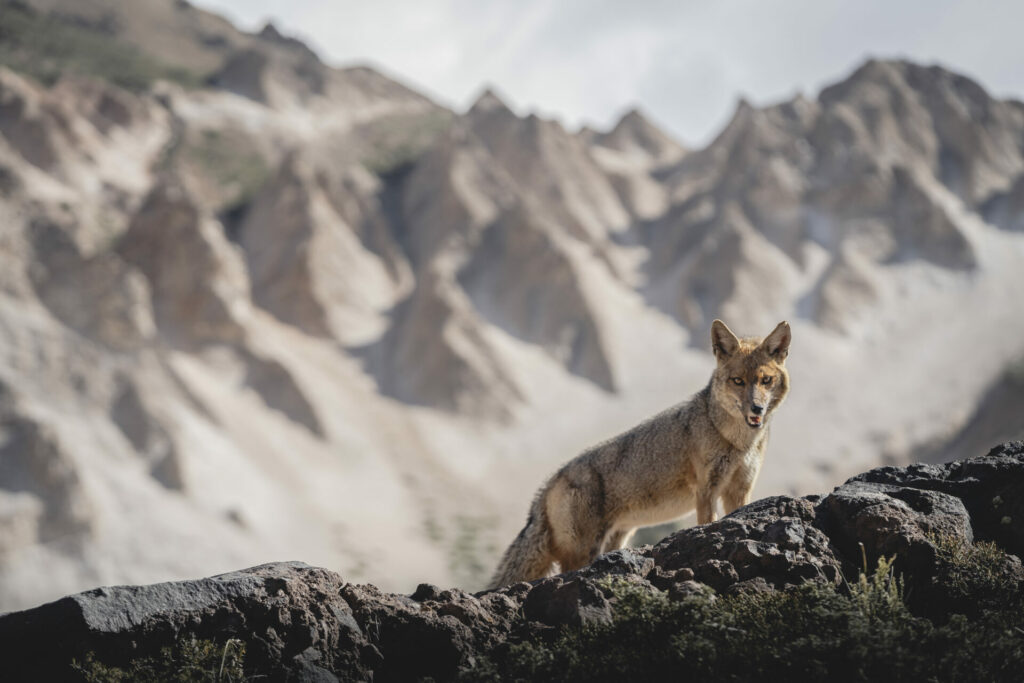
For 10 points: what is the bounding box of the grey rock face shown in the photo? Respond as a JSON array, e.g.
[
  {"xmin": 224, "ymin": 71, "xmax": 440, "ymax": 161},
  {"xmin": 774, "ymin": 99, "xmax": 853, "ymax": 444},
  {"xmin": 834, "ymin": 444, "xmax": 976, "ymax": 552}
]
[
  {"xmin": 118, "ymin": 179, "xmax": 250, "ymax": 346},
  {"xmin": 29, "ymin": 220, "xmax": 156, "ymax": 351},
  {"xmin": 0, "ymin": 415, "xmax": 93, "ymax": 549},
  {"xmin": 366, "ymin": 266, "xmax": 523, "ymax": 419},
  {"xmin": 110, "ymin": 377, "xmax": 184, "ymax": 490},
  {"xmin": 237, "ymin": 154, "xmax": 406, "ymax": 343},
  {"xmin": 458, "ymin": 206, "xmax": 617, "ymax": 392},
  {"xmin": 241, "ymin": 350, "xmax": 325, "ymax": 437},
  {"xmin": 3, "ymin": 443, "xmax": 1022, "ymax": 681},
  {"xmin": 0, "ymin": 69, "xmax": 67, "ymax": 171}
]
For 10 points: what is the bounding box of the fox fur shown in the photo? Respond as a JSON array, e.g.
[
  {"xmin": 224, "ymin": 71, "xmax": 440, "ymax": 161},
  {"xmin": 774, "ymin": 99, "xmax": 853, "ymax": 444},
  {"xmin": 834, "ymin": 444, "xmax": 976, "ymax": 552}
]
[{"xmin": 488, "ymin": 319, "xmax": 791, "ymax": 588}]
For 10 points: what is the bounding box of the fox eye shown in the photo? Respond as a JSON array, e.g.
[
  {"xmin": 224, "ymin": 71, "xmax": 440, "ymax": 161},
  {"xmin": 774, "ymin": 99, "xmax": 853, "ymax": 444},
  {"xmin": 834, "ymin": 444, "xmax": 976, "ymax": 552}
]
[
  {"xmin": 730, "ymin": 377, "xmax": 744, "ymax": 386},
  {"xmin": 762, "ymin": 376, "xmax": 773, "ymax": 386}
]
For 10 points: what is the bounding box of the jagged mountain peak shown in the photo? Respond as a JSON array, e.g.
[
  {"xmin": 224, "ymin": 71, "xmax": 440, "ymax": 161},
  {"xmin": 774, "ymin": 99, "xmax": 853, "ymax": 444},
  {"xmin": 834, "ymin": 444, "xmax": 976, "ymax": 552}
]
[
  {"xmin": 708, "ymin": 96, "xmax": 758, "ymax": 141},
  {"xmin": 598, "ymin": 106, "xmax": 687, "ymax": 164},
  {"xmin": 814, "ymin": 57, "xmax": 1024, "ymax": 202},
  {"xmin": 468, "ymin": 86, "xmax": 513, "ymax": 116},
  {"xmin": 256, "ymin": 21, "xmax": 321, "ymax": 62},
  {"xmin": 821, "ymin": 57, "xmax": 994, "ymax": 112}
]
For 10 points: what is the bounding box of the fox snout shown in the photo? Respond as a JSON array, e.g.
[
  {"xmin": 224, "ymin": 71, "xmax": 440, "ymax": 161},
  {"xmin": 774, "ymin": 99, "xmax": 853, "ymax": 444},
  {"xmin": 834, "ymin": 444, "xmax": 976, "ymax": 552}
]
[
  {"xmin": 746, "ymin": 396, "xmax": 768, "ymax": 427},
  {"xmin": 746, "ymin": 409, "xmax": 764, "ymax": 428}
]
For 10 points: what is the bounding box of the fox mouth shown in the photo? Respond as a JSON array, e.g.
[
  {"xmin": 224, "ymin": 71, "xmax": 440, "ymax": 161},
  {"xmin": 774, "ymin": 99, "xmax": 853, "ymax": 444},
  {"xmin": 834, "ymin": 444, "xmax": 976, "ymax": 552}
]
[{"xmin": 746, "ymin": 415, "xmax": 763, "ymax": 428}]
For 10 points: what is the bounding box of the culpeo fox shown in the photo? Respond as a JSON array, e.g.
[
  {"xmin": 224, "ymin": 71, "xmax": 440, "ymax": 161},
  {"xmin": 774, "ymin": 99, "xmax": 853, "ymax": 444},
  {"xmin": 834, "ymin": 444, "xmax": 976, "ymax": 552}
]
[{"xmin": 489, "ymin": 319, "xmax": 791, "ymax": 588}]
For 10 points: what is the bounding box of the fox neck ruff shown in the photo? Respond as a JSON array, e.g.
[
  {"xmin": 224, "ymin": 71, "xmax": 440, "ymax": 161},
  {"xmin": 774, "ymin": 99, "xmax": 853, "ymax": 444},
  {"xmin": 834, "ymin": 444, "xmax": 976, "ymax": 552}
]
[{"xmin": 707, "ymin": 387, "xmax": 767, "ymax": 452}]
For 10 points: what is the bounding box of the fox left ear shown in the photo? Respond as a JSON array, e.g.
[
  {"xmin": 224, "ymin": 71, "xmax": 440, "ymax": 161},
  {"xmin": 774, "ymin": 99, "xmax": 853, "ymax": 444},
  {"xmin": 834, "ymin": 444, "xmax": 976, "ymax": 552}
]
[
  {"xmin": 761, "ymin": 321, "xmax": 791, "ymax": 361},
  {"xmin": 711, "ymin": 319, "xmax": 741, "ymax": 361}
]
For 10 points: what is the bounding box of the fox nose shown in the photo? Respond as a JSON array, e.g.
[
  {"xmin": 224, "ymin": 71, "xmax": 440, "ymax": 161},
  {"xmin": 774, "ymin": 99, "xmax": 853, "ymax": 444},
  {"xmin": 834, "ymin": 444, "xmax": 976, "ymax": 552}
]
[{"xmin": 750, "ymin": 404, "xmax": 764, "ymax": 415}]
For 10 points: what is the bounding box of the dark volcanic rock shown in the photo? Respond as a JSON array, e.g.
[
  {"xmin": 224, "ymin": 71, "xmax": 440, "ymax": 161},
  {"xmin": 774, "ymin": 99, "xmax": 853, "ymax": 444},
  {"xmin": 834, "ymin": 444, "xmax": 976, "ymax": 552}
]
[
  {"xmin": 818, "ymin": 479, "xmax": 973, "ymax": 578},
  {"xmin": 849, "ymin": 441, "xmax": 1024, "ymax": 557},
  {"xmin": 522, "ymin": 576, "xmax": 613, "ymax": 627},
  {"xmin": 2, "ymin": 442, "xmax": 1023, "ymax": 681},
  {"xmin": 0, "ymin": 562, "xmax": 370, "ymax": 681},
  {"xmin": 650, "ymin": 495, "xmax": 843, "ymax": 594}
]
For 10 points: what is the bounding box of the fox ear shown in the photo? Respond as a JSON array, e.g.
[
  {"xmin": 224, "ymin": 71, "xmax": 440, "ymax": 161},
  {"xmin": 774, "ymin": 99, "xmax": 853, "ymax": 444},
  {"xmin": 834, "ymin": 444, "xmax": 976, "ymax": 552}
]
[
  {"xmin": 761, "ymin": 321, "xmax": 791, "ymax": 361},
  {"xmin": 711, "ymin": 319, "xmax": 740, "ymax": 361}
]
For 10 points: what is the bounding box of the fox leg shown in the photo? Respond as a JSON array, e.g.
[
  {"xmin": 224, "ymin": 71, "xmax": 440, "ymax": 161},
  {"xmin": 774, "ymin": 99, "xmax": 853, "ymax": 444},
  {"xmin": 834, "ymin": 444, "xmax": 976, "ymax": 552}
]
[
  {"xmin": 555, "ymin": 541, "xmax": 597, "ymax": 572},
  {"xmin": 722, "ymin": 460, "xmax": 762, "ymax": 515},
  {"xmin": 581, "ymin": 523, "xmax": 618, "ymax": 566},
  {"xmin": 697, "ymin": 454, "xmax": 734, "ymax": 524},
  {"xmin": 555, "ymin": 520, "xmax": 617, "ymax": 571},
  {"xmin": 696, "ymin": 491, "xmax": 718, "ymax": 525},
  {"xmin": 721, "ymin": 485, "xmax": 752, "ymax": 515}
]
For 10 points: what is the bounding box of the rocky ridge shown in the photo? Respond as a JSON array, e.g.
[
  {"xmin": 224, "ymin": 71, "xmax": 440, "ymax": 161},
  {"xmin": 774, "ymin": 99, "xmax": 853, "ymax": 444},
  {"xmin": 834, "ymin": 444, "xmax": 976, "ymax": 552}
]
[{"xmin": 2, "ymin": 442, "xmax": 1021, "ymax": 681}]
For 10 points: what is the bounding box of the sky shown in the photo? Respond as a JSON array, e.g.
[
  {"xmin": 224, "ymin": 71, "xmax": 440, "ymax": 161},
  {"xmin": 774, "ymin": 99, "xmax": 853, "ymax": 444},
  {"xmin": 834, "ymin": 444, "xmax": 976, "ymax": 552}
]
[{"xmin": 194, "ymin": 0, "xmax": 1024, "ymax": 147}]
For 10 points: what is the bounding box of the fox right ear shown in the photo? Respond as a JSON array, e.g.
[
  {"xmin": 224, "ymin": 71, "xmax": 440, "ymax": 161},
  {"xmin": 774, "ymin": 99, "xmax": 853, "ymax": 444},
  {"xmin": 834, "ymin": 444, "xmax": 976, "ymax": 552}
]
[
  {"xmin": 710, "ymin": 319, "xmax": 740, "ymax": 361},
  {"xmin": 761, "ymin": 320, "xmax": 791, "ymax": 361}
]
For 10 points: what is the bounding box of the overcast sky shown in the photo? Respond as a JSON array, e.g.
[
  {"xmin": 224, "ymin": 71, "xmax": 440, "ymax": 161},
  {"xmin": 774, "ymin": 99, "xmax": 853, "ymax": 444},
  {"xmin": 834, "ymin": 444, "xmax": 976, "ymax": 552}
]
[{"xmin": 194, "ymin": 0, "xmax": 1024, "ymax": 147}]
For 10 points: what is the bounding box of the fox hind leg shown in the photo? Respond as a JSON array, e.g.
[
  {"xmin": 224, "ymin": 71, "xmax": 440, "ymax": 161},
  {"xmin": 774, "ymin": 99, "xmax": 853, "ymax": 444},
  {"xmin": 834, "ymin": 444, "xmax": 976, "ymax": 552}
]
[{"xmin": 553, "ymin": 543, "xmax": 595, "ymax": 573}]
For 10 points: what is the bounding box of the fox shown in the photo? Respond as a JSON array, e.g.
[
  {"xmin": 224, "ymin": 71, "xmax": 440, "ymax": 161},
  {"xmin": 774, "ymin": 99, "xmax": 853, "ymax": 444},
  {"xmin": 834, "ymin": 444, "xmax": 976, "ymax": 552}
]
[{"xmin": 488, "ymin": 319, "xmax": 791, "ymax": 588}]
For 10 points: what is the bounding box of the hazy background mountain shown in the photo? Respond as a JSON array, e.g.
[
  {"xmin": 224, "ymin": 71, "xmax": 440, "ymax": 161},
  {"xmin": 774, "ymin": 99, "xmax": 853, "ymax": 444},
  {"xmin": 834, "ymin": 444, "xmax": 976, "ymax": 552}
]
[{"xmin": 1, "ymin": 0, "xmax": 1023, "ymax": 611}]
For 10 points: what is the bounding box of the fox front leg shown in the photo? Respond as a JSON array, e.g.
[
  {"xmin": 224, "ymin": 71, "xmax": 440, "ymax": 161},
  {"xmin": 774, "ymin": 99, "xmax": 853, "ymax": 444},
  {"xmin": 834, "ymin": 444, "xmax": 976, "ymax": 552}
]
[
  {"xmin": 696, "ymin": 453, "xmax": 733, "ymax": 524},
  {"xmin": 696, "ymin": 490, "xmax": 718, "ymax": 525},
  {"xmin": 722, "ymin": 472, "xmax": 756, "ymax": 515},
  {"xmin": 721, "ymin": 482, "xmax": 752, "ymax": 515},
  {"xmin": 722, "ymin": 452, "xmax": 763, "ymax": 515},
  {"xmin": 696, "ymin": 472, "xmax": 723, "ymax": 524}
]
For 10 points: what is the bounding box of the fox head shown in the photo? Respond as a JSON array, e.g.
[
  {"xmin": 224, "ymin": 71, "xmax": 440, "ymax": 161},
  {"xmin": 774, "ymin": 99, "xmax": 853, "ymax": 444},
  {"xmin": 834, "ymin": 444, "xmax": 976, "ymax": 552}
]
[{"xmin": 709, "ymin": 319, "xmax": 791, "ymax": 430}]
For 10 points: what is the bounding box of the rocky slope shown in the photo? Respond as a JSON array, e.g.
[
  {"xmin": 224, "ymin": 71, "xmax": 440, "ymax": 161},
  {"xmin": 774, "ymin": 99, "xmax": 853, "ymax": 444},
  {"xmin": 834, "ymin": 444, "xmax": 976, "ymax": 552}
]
[
  {"xmin": 2, "ymin": 0, "xmax": 1024, "ymax": 612},
  {"xmin": 916, "ymin": 356, "xmax": 1024, "ymax": 464},
  {"xmin": 2, "ymin": 442, "xmax": 1022, "ymax": 681}
]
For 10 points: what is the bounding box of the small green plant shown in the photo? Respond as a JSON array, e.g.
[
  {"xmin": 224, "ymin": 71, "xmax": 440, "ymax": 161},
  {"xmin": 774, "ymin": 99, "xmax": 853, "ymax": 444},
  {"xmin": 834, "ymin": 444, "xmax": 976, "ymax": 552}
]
[
  {"xmin": 846, "ymin": 544, "xmax": 903, "ymax": 621},
  {"xmin": 72, "ymin": 637, "xmax": 247, "ymax": 682}
]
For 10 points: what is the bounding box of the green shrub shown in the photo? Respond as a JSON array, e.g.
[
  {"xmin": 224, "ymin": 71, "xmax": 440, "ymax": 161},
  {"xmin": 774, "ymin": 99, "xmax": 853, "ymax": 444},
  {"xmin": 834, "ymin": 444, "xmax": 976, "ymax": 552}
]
[
  {"xmin": 466, "ymin": 541, "xmax": 1024, "ymax": 683},
  {"xmin": 930, "ymin": 534, "xmax": 1024, "ymax": 618},
  {"xmin": 72, "ymin": 637, "xmax": 247, "ymax": 683}
]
